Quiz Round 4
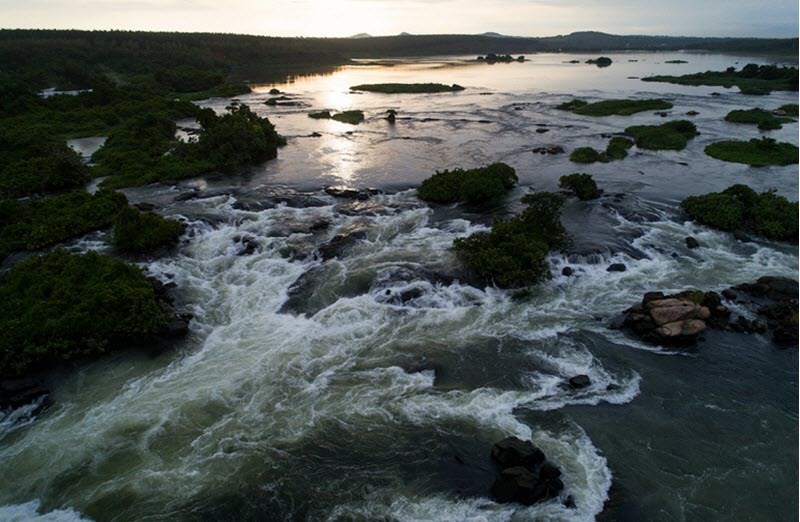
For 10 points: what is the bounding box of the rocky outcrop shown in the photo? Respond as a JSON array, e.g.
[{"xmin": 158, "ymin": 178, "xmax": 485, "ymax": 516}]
[
  {"xmin": 532, "ymin": 145, "xmax": 565, "ymax": 155},
  {"xmin": 1, "ymin": 378, "xmax": 50, "ymax": 413},
  {"xmin": 618, "ymin": 277, "xmax": 797, "ymax": 347},
  {"xmin": 324, "ymin": 186, "xmax": 382, "ymax": 200},
  {"xmin": 490, "ymin": 437, "xmax": 564, "ymax": 506}
]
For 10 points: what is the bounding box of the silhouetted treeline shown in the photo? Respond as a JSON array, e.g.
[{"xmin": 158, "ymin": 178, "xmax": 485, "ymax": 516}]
[{"xmin": 0, "ymin": 29, "xmax": 796, "ymax": 89}]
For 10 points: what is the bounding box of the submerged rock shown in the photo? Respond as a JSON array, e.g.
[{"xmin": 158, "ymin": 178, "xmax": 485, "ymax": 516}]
[
  {"xmin": 316, "ymin": 224, "xmax": 369, "ymax": 260},
  {"xmin": 685, "ymin": 236, "xmax": 700, "ymax": 249},
  {"xmin": 561, "ymin": 266, "xmax": 574, "ymax": 276},
  {"xmin": 324, "ymin": 186, "xmax": 382, "ymax": 200},
  {"xmin": 607, "ymin": 263, "xmax": 627, "ymax": 272},
  {"xmin": 532, "ymin": 145, "xmax": 565, "ymax": 155},
  {"xmin": 490, "ymin": 437, "xmax": 564, "ymax": 506},
  {"xmin": 569, "ymin": 374, "xmax": 591, "ymax": 389}
]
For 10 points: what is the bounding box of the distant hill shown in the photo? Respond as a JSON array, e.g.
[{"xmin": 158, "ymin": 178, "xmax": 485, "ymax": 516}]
[{"xmin": 348, "ymin": 33, "xmax": 373, "ymax": 39}]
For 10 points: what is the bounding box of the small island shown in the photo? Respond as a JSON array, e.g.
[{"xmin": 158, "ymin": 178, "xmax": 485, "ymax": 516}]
[
  {"xmin": 586, "ymin": 57, "xmax": 613, "ymax": 67},
  {"xmin": 417, "ymin": 162, "xmax": 517, "ymax": 204},
  {"xmin": 349, "ymin": 83, "xmax": 465, "ymax": 93},
  {"xmin": 724, "ymin": 108, "xmax": 795, "ymax": 130},
  {"xmin": 557, "ymin": 98, "xmax": 673, "ymax": 116},
  {"xmin": 704, "ymin": 137, "xmax": 799, "ymax": 166},
  {"xmin": 643, "ymin": 63, "xmax": 799, "ymax": 94},
  {"xmin": 477, "ymin": 54, "xmax": 525, "ymax": 63},
  {"xmin": 624, "ymin": 120, "xmax": 699, "ymax": 150}
]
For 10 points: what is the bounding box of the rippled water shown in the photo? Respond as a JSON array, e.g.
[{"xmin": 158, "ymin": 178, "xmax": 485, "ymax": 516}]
[{"xmin": 0, "ymin": 53, "xmax": 797, "ymax": 521}]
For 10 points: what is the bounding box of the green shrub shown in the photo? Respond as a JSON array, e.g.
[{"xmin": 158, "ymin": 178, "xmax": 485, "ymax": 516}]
[
  {"xmin": 0, "ymin": 190, "xmax": 127, "ymax": 258},
  {"xmin": 331, "ymin": 110, "xmax": 365, "ymax": 124},
  {"xmin": 704, "ymin": 137, "xmax": 798, "ymax": 166},
  {"xmin": 349, "ymin": 83, "xmax": 465, "ymax": 93},
  {"xmin": 0, "ymin": 250, "xmax": 175, "ymax": 375},
  {"xmin": 570, "ymin": 99, "xmax": 672, "ymax": 116},
  {"xmin": 308, "ymin": 110, "xmax": 332, "ymax": 119},
  {"xmin": 624, "ymin": 120, "xmax": 698, "ymax": 150},
  {"xmin": 559, "ymin": 173, "xmax": 602, "ymax": 200},
  {"xmin": 570, "ymin": 147, "xmax": 607, "ymax": 163},
  {"xmin": 681, "ymin": 184, "xmax": 798, "ymax": 242},
  {"xmin": 454, "ymin": 192, "xmax": 566, "ymax": 288},
  {"xmin": 113, "ymin": 207, "xmax": 184, "ymax": 253},
  {"xmin": 0, "ymin": 130, "xmax": 90, "ymax": 198},
  {"xmin": 606, "ymin": 137, "xmax": 634, "ymax": 159},
  {"xmin": 417, "ymin": 162, "xmax": 518, "ymax": 204},
  {"xmin": 725, "ymin": 108, "xmax": 793, "ymax": 130}
]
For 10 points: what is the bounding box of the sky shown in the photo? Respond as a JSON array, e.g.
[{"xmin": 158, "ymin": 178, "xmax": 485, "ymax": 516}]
[{"xmin": 0, "ymin": 0, "xmax": 797, "ymax": 38}]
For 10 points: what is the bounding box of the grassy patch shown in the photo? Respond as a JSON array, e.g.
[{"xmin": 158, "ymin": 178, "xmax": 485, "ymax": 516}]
[
  {"xmin": 0, "ymin": 190, "xmax": 127, "ymax": 259},
  {"xmin": 0, "ymin": 250, "xmax": 176, "ymax": 375},
  {"xmin": 308, "ymin": 110, "xmax": 332, "ymax": 119},
  {"xmin": 570, "ymin": 137, "xmax": 634, "ymax": 163},
  {"xmin": 417, "ymin": 163, "xmax": 517, "ymax": 205},
  {"xmin": 606, "ymin": 137, "xmax": 634, "ymax": 159},
  {"xmin": 642, "ymin": 63, "xmax": 799, "ymax": 94},
  {"xmin": 331, "ymin": 110, "xmax": 365, "ymax": 125},
  {"xmin": 453, "ymin": 192, "xmax": 566, "ymax": 288},
  {"xmin": 349, "ymin": 83, "xmax": 465, "ymax": 94},
  {"xmin": 570, "ymin": 147, "xmax": 607, "ymax": 164},
  {"xmin": 624, "ymin": 120, "xmax": 699, "ymax": 150},
  {"xmin": 704, "ymin": 137, "xmax": 798, "ymax": 166},
  {"xmin": 113, "ymin": 207, "xmax": 184, "ymax": 253},
  {"xmin": 725, "ymin": 108, "xmax": 794, "ymax": 130},
  {"xmin": 558, "ymin": 98, "xmax": 672, "ymax": 116},
  {"xmin": 559, "ymin": 173, "xmax": 602, "ymax": 200},
  {"xmin": 681, "ymin": 184, "xmax": 797, "ymax": 242}
]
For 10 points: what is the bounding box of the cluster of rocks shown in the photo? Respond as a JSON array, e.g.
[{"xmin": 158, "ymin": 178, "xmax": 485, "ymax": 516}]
[
  {"xmin": 490, "ymin": 437, "xmax": 565, "ymax": 506},
  {"xmin": 617, "ymin": 276, "xmax": 797, "ymax": 347},
  {"xmin": 324, "ymin": 186, "xmax": 382, "ymax": 201},
  {"xmin": 532, "ymin": 145, "xmax": 565, "ymax": 155}
]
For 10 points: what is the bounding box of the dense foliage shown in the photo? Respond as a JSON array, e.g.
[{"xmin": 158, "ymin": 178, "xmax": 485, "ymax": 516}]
[
  {"xmin": 0, "ymin": 250, "xmax": 175, "ymax": 375},
  {"xmin": 477, "ymin": 54, "xmax": 525, "ymax": 63},
  {"xmin": 350, "ymin": 83, "xmax": 465, "ymax": 93},
  {"xmin": 606, "ymin": 136, "xmax": 634, "ymax": 159},
  {"xmin": 681, "ymin": 184, "xmax": 798, "ymax": 242},
  {"xmin": 453, "ymin": 192, "xmax": 567, "ymax": 288},
  {"xmin": 0, "ymin": 129, "xmax": 90, "ymax": 197},
  {"xmin": 624, "ymin": 120, "xmax": 699, "ymax": 150},
  {"xmin": 331, "ymin": 110, "xmax": 365, "ymax": 124},
  {"xmin": 417, "ymin": 163, "xmax": 518, "ymax": 204},
  {"xmin": 559, "ymin": 173, "xmax": 602, "ymax": 200},
  {"xmin": 558, "ymin": 98, "xmax": 673, "ymax": 116},
  {"xmin": 704, "ymin": 137, "xmax": 798, "ymax": 166},
  {"xmin": 643, "ymin": 63, "xmax": 799, "ymax": 93},
  {"xmin": 113, "ymin": 207, "xmax": 184, "ymax": 253},
  {"xmin": 0, "ymin": 190, "xmax": 127, "ymax": 259},
  {"xmin": 570, "ymin": 147, "xmax": 607, "ymax": 163},
  {"xmin": 570, "ymin": 137, "xmax": 633, "ymax": 163},
  {"xmin": 724, "ymin": 108, "xmax": 794, "ymax": 130}
]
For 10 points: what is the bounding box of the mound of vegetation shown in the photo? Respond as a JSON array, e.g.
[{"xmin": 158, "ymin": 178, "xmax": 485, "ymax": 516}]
[
  {"xmin": 0, "ymin": 250, "xmax": 177, "ymax": 375},
  {"xmin": 417, "ymin": 163, "xmax": 518, "ymax": 205},
  {"xmin": 725, "ymin": 108, "xmax": 794, "ymax": 130},
  {"xmin": 777, "ymin": 104, "xmax": 799, "ymax": 116},
  {"xmin": 559, "ymin": 173, "xmax": 602, "ymax": 200},
  {"xmin": 478, "ymin": 54, "xmax": 525, "ymax": 63},
  {"xmin": 704, "ymin": 137, "xmax": 799, "ymax": 166},
  {"xmin": 557, "ymin": 98, "xmax": 672, "ymax": 116},
  {"xmin": 681, "ymin": 184, "xmax": 798, "ymax": 242},
  {"xmin": 569, "ymin": 137, "xmax": 634, "ymax": 163},
  {"xmin": 642, "ymin": 63, "xmax": 799, "ymax": 94},
  {"xmin": 0, "ymin": 130, "xmax": 90, "ymax": 198},
  {"xmin": 308, "ymin": 110, "xmax": 332, "ymax": 119},
  {"xmin": 624, "ymin": 120, "xmax": 699, "ymax": 150},
  {"xmin": 0, "ymin": 190, "xmax": 127, "ymax": 259},
  {"xmin": 113, "ymin": 207, "xmax": 184, "ymax": 253},
  {"xmin": 586, "ymin": 57, "xmax": 613, "ymax": 67},
  {"xmin": 349, "ymin": 83, "xmax": 465, "ymax": 93},
  {"xmin": 331, "ymin": 110, "xmax": 365, "ymax": 125},
  {"xmin": 453, "ymin": 192, "xmax": 567, "ymax": 288},
  {"xmin": 96, "ymin": 104, "xmax": 285, "ymax": 189}
]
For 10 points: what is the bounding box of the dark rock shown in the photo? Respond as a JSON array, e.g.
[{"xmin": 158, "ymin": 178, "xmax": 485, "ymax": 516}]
[
  {"xmin": 685, "ymin": 236, "xmax": 700, "ymax": 249},
  {"xmin": 491, "ymin": 436, "xmax": 545, "ymax": 470},
  {"xmin": 561, "ymin": 266, "xmax": 574, "ymax": 276},
  {"xmin": 316, "ymin": 226, "xmax": 368, "ymax": 260},
  {"xmin": 133, "ymin": 202, "xmax": 156, "ymax": 211},
  {"xmin": 655, "ymin": 111, "xmax": 670, "ymax": 117},
  {"xmin": 733, "ymin": 230, "xmax": 751, "ymax": 242},
  {"xmin": 491, "ymin": 466, "xmax": 564, "ymax": 506},
  {"xmin": 607, "ymin": 263, "xmax": 627, "ymax": 272},
  {"xmin": 309, "ymin": 132, "xmax": 322, "ymax": 138},
  {"xmin": 1, "ymin": 378, "xmax": 50, "ymax": 411},
  {"xmin": 233, "ymin": 234, "xmax": 259, "ymax": 256},
  {"xmin": 686, "ymin": 111, "xmax": 700, "ymax": 116},
  {"xmin": 721, "ymin": 289, "xmax": 737, "ymax": 301},
  {"xmin": 569, "ymin": 374, "xmax": 591, "ymax": 389},
  {"xmin": 563, "ymin": 495, "xmax": 577, "ymax": 509},
  {"xmin": 324, "ymin": 186, "xmax": 382, "ymax": 200},
  {"xmin": 174, "ymin": 190, "xmax": 199, "ymax": 202},
  {"xmin": 643, "ymin": 291, "xmax": 665, "ymax": 304},
  {"xmin": 535, "ymin": 128, "xmax": 550, "ymax": 134}
]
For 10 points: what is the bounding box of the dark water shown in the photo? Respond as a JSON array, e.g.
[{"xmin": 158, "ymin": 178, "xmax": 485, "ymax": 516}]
[{"xmin": 0, "ymin": 53, "xmax": 797, "ymax": 521}]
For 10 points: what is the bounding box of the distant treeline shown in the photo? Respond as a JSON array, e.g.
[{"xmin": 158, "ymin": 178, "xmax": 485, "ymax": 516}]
[{"xmin": 0, "ymin": 29, "xmax": 796, "ymax": 89}]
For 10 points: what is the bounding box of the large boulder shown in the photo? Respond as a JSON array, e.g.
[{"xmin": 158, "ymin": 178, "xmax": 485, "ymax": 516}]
[{"xmin": 490, "ymin": 437, "xmax": 564, "ymax": 506}]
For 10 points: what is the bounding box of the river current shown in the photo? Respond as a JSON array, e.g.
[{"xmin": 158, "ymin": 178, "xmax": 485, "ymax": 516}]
[{"xmin": 0, "ymin": 52, "xmax": 797, "ymax": 521}]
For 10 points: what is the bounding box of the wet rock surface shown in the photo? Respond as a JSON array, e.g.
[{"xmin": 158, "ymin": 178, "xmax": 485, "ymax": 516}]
[
  {"xmin": 619, "ymin": 277, "xmax": 797, "ymax": 347},
  {"xmin": 0, "ymin": 378, "xmax": 50, "ymax": 413},
  {"xmin": 490, "ymin": 437, "xmax": 564, "ymax": 506},
  {"xmin": 532, "ymin": 145, "xmax": 565, "ymax": 155}
]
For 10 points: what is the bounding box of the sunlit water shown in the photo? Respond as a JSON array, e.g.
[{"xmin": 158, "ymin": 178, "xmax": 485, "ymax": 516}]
[{"xmin": 0, "ymin": 53, "xmax": 797, "ymax": 521}]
